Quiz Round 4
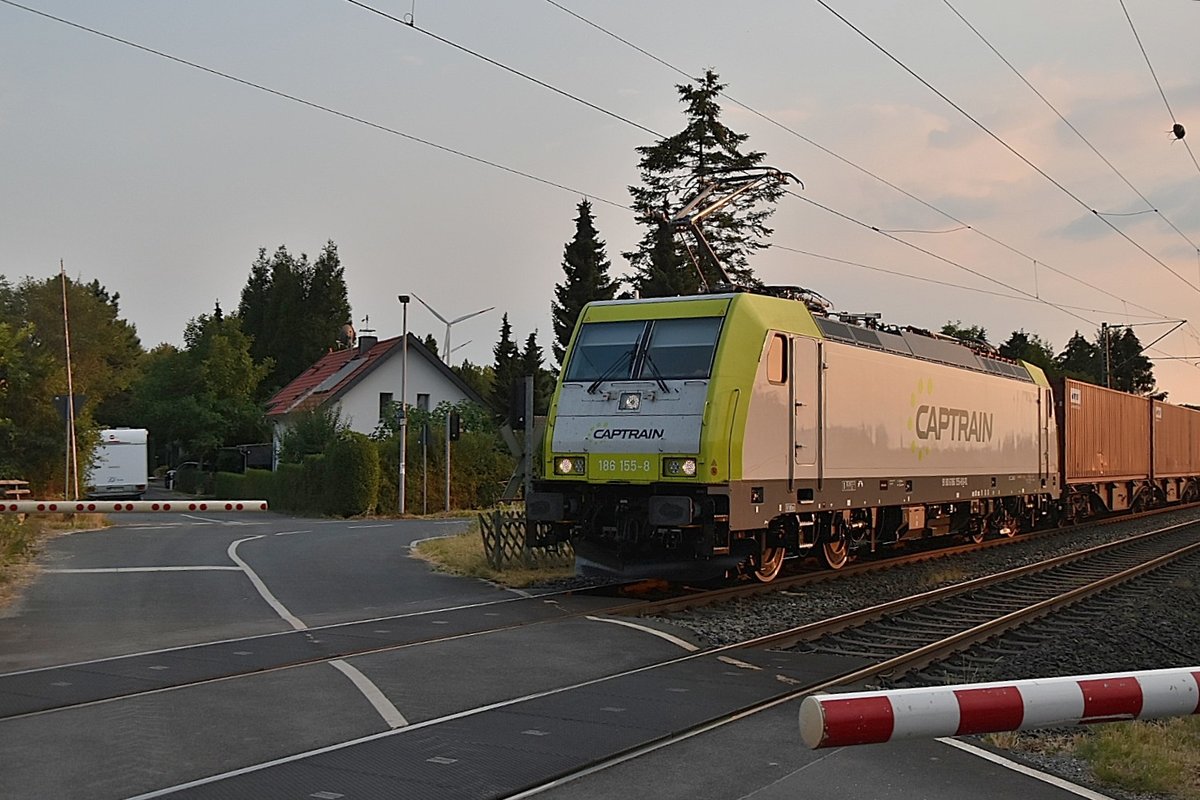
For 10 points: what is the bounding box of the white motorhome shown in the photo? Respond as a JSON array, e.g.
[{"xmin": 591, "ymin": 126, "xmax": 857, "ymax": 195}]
[{"xmin": 87, "ymin": 428, "xmax": 148, "ymax": 500}]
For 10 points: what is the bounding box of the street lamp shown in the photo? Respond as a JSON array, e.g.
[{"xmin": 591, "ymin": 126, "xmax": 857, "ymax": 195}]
[
  {"xmin": 397, "ymin": 294, "xmax": 410, "ymax": 515},
  {"xmin": 410, "ymin": 294, "xmax": 494, "ymax": 511}
]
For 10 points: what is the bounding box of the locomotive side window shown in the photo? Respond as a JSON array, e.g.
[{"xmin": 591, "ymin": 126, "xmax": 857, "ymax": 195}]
[
  {"xmin": 563, "ymin": 320, "xmax": 646, "ymax": 382},
  {"xmin": 767, "ymin": 333, "xmax": 788, "ymax": 384},
  {"xmin": 637, "ymin": 317, "xmax": 723, "ymax": 380}
]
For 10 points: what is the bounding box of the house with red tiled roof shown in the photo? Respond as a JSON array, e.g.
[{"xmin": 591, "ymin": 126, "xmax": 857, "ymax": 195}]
[{"xmin": 265, "ymin": 333, "xmax": 487, "ymax": 466}]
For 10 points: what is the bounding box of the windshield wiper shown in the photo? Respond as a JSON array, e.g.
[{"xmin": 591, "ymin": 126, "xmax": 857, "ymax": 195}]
[
  {"xmin": 587, "ymin": 349, "xmax": 635, "ymax": 394},
  {"xmin": 640, "ymin": 353, "xmax": 670, "ymax": 393}
]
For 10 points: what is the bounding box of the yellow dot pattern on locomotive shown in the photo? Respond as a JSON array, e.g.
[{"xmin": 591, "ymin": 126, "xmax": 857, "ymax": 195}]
[{"xmin": 908, "ymin": 377, "xmax": 934, "ymax": 461}]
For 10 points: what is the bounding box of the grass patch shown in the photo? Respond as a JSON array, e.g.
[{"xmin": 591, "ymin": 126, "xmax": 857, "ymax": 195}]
[
  {"xmin": 986, "ymin": 719, "xmax": 1200, "ymax": 800},
  {"xmin": 412, "ymin": 519, "xmax": 574, "ymax": 588},
  {"xmin": 0, "ymin": 513, "xmax": 106, "ymax": 608},
  {"xmin": 1078, "ymin": 717, "xmax": 1200, "ymax": 799}
]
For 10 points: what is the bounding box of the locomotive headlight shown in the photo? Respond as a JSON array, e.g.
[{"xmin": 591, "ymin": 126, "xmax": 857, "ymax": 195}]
[
  {"xmin": 554, "ymin": 456, "xmax": 586, "ymax": 476},
  {"xmin": 618, "ymin": 392, "xmax": 641, "ymax": 411},
  {"xmin": 663, "ymin": 457, "xmax": 698, "ymax": 477}
]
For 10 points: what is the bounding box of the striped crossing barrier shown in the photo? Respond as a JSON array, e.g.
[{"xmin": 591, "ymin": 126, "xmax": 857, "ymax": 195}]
[
  {"xmin": 799, "ymin": 667, "xmax": 1200, "ymax": 749},
  {"xmin": 2, "ymin": 500, "xmax": 268, "ymax": 514}
]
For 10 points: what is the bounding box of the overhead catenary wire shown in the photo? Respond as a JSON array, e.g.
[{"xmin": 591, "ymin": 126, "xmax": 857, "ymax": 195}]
[
  {"xmin": 942, "ymin": 0, "xmax": 1200, "ymax": 253},
  {"xmin": 4, "ymin": 0, "xmax": 1143, "ymax": 336},
  {"xmin": 538, "ymin": 0, "xmax": 1177, "ymax": 325},
  {"xmin": 0, "ymin": 0, "xmax": 633, "ymax": 212},
  {"xmin": 769, "ymin": 243, "xmax": 1166, "ymax": 319},
  {"xmin": 341, "ymin": 0, "xmax": 664, "ymax": 140},
  {"xmin": 337, "ymin": 0, "xmax": 1164, "ymax": 332},
  {"xmin": 809, "ymin": 0, "xmax": 1200, "ymax": 296},
  {"xmin": 1118, "ymin": 0, "xmax": 1200, "ymax": 178},
  {"xmin": 8, "ymin": 0, "xmax": 1195, "ymax": 369}
]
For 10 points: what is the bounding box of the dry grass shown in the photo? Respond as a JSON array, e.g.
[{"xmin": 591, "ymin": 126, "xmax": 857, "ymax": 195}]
[
  {"xmin": 0, "ymin": 513, "xmax": 107, "ymax": 609},
  {"xmin": 918, "ymin": 563, "xmax": 971, "ymax": 588},
  {"xmin": 412, "ymin": 521, "xmax": 574, "ymax": 588}
]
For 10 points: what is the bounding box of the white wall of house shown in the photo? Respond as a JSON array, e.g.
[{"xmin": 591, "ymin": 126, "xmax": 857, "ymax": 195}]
[{"xmin": 336, "ymin": 351, "xmax": 473, "ymax": 435}]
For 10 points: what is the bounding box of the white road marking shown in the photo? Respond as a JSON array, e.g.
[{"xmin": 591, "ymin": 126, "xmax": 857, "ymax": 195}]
[
  {"xmin": 225, "ymin": 535, "xmax": 409, "ymax": 730},
  {"xmin": 936, "ymin": 738, "xmax": 1116, "ymax": 799},
  {"xmin": 584, "ymin": 615, "xmax": 699, "ymax": 651},
  {"xmin": 125, "ymin": 526, "xmax": 176, "ymax": 531},
  {"xmin": 44, "ymin": 566, "xmax": 242, "ymax": 573},
  {"xmin": 226, "ymin": 537, "xmax": 307, "ymax": 631},
  {"xmin": 717, "ymin": 655, "xmax": 763, "ymax": 671},
  {"xmin": 273, "ymin": 530, "xmax": 311, "ymax": 537},
  {"xmin": 328, "ymin": 659, "xmax": 407, "ymax": 728},
  {"xmin": 347, "ymin": 523, "xmax": 393, "ymax": 529},
  {"xmin": 181, "ymin": 514, "xmax": 235, "ymax": 525}
]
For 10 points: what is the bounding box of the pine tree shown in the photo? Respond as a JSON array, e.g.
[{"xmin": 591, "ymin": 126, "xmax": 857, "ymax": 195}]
[
  {"xmin": 1055, "ymin": 331, "xmax": 1101, "ymax": 384},
  {"xmin": 551, "ymin": 199, "xmax": 615, "ymax": 365},
  {"xmin": 490, "ymin": 313, "xmax": 520, "ymax": 420},
  {"xmin": 625, "ymin": 69, "xmax": 782, "ymax": 296},
  {"xmin": 520, "ymin": 330, "xmax": 552, "ymax": 415},
  {"xmin": 236, "ymin": 242, "xmax": 353, "ymax": 395}
]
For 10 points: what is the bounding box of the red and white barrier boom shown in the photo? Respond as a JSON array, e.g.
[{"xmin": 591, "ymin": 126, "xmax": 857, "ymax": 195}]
[
  {"xmin": 3, "ymin": 500, "xmax": 268, "ymax": 513},
  {"xmin": 799, "ymin": 667, "xmax": 1200, "ymax": 749}
]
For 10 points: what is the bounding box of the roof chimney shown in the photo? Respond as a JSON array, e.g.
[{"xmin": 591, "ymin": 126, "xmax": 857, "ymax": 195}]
[{"xmin": 357, "ymin": 334, "xmax": 378, "ymax": 355}]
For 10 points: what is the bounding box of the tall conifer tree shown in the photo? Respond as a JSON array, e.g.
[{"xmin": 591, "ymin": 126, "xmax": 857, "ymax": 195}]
[
  {"xmin": 625, "ymin": 69, "xmax": 782, "ymax": 296},
  {"xmin": 490, "ymin": 313, "xmax": 520, "ymax": 420},
  {"xmin": 552, "ymin": 199, "xmax": 615, "ymax": 366}
]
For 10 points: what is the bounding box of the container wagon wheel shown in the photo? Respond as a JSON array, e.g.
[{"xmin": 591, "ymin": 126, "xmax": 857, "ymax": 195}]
[{"xmin": 752, "ymin": 545, "xmax": 786, "ymax": 583}]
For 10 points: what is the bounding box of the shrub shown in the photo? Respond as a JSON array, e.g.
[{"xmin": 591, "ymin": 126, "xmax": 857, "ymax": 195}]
[{"xmin": 324, "ymin": 433, "xmax": 379, "ymax": 517}]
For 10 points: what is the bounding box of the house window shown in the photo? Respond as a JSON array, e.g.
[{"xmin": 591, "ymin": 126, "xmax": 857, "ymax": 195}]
[
  {"xmin": 417, "ymin": 393, "xmax": 430, "ymax": 411},
  {"xmin": 379, "ymin": 392, "xmax": 393, "ymax": 423}
]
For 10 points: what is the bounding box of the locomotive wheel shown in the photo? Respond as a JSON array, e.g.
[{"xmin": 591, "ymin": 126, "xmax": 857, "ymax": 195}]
[
  {"xmin": 752, "ymin": 546, "xmax": 786, "ymax": 583},
  {"xmin": 968, "ymin": 529, "xmax": 985, "ymax": 545},
  {"xmin": 819, "ymin": 534, "xmax": 849, "ymax": 570}
]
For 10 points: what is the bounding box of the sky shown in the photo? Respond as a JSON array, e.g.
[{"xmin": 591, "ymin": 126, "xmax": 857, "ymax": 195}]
[{"xmin": 3, "ymin": 0, "xmax": 1200, "ymax": 400}]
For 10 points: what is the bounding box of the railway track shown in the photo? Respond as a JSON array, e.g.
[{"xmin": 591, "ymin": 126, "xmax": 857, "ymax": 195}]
[{"xmin": 506, "ymin": 515, "xmax": 1200, "ymax": 798}]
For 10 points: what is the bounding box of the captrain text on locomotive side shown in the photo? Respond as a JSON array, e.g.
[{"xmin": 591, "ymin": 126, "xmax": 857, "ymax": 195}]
[{"xmin": 527, "ymin": 289, "xmax": 1200, "ymax": 582}]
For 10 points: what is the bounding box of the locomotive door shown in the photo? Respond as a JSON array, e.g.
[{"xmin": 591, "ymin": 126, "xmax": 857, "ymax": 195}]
[{"xmin": 791, "ymin": 337, "xmax": 820, "ymax": 482}]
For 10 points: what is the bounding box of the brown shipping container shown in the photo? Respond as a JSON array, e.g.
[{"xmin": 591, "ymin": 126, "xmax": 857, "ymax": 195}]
[
  {"xmin": 1152, "ymin": 400, "xmax": 1200, "ymax": 477},
  {"xmin": 1061, "ymin": 379, "xmax": 1150, "ymax": 482}
]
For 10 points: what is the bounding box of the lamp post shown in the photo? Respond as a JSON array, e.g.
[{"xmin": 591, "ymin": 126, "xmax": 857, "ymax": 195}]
[
  {"xmin": 397, "ymin": 294, "xmax": 410, "ymax": 515},
  {"xmin": 411, "ymin": 294, "xmax": 494, "ymax": 511}
]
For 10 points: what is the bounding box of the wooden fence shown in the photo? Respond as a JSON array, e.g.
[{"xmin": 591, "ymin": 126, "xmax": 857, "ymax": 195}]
[{"xmin": 479, "ymin": 508, "xmax": 573, "ymax": 570}]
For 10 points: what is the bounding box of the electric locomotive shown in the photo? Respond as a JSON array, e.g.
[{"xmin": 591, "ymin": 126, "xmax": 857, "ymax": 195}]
[{"xmin": 527, "ymin": 290, "xmax": 1059, "ymax": 581}]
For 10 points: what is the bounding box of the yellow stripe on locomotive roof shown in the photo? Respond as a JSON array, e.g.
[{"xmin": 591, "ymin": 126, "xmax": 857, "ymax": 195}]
[{"xmin": 580, "ymin": 293, "xmax": 824, "ymax": 339}]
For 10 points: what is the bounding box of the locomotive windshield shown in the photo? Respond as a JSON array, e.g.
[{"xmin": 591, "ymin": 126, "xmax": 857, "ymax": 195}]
[{"xmin": 564, "ymin": 317, "xmax": 723, "ymax": 383}]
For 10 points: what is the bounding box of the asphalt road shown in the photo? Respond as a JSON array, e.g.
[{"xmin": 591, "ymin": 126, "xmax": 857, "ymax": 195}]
[{"xmin": 0, "ymin": 500, "xmax": 700, "ymax": 799}]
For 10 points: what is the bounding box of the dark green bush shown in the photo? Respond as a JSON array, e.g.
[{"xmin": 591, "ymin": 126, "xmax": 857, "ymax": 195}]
[{"xmin": 323, "ymin": 433, "xmax": 379, "ymax": 517}]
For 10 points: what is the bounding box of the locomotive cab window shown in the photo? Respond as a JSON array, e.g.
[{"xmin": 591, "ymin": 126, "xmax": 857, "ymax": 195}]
[
  {"xmin": 767, "ymin": 333, "xmax": 788, "ymax": 384},
  {"xmin": 636, "ymin": 317, "xmax": 723, "ymax": 380},
  {"xmin": 563, "ymin": 320, "xmax": 646, "ymax": 382}
]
